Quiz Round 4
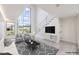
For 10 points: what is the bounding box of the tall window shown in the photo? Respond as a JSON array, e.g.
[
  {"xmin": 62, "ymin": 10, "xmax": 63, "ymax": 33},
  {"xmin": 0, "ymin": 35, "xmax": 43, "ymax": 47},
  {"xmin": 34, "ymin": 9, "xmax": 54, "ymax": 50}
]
[{"xmin": 18, "ymin": 8, "xmax": 31, "ymax": 34}]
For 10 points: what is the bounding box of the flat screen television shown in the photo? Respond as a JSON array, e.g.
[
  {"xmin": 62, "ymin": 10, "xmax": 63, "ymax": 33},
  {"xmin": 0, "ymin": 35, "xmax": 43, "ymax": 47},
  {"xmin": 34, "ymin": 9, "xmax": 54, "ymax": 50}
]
[{"xmin": 45, "ymin": 26, "xmax": 55, "ymax": 34}]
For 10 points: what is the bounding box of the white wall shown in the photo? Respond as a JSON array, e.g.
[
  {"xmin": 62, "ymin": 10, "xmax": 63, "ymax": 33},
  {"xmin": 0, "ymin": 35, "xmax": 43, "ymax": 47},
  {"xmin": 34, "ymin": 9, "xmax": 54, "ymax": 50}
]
[
  {"xmin": 30, "ymin": 5, "xmax": 37, "ymax": 34},
  {"xmin": 76, "ymin": 15, "xmax": 79, "ymax": 49},
  {"xmin": 0, "ymin": 13, "xmax": 5, "ymax": 52},
  {"xmin": 60, "ymin": 16, "xmax": 77, "ymax": 44},
  {"xmin": 0, "ymin": 22, "xmax": 5, "ymax": 52}
]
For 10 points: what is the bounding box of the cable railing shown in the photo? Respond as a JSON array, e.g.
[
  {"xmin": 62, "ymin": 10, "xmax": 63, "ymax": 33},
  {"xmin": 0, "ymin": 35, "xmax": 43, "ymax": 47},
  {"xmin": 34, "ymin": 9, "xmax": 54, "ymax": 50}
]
[{"xmin": 38, "ymin": 16, "xmax": 54, "ymax": 32}]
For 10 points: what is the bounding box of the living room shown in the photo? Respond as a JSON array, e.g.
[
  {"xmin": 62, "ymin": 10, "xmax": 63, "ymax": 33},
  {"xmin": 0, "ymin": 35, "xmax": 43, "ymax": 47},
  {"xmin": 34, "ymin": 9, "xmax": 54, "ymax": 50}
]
[{"xmin": 0, "ymin": 4, "xmax": 79, "ymax": 55}]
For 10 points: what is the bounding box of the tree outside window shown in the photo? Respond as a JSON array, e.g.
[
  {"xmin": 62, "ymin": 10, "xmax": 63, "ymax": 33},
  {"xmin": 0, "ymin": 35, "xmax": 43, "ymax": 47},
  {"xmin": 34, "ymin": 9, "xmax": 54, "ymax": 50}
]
[{"xmin": 18, "ymin": 8, "xmax": 31, "ymax": 34}]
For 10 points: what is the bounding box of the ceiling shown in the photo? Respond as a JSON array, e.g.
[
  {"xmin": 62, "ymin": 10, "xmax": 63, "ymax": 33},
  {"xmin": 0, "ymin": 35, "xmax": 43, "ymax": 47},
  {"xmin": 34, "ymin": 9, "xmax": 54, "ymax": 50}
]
[
  {"xmin": 1, "ymin": 4, "xmax": 79, "ymax": 21},
  {"xmin": 1, "ymin": 4, "xmax": 30, "ymax": 20},
  {"xmin": 37, "ymin": 4, "xmax": 79, "ymax": 18}
]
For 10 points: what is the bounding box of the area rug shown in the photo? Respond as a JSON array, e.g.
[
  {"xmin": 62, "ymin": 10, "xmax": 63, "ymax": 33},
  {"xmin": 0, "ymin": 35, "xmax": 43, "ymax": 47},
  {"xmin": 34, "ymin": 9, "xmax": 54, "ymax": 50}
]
[{"xmin": 15, "ymin": 41, "xmax": 59, "ymax": 55}]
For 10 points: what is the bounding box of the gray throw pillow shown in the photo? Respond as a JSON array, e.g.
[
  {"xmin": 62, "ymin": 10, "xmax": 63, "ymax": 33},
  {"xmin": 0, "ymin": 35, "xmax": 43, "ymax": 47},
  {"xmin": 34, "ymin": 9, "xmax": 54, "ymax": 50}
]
[
  {"xmin": 15, "ymin": 34, "xmax": 24, "ymax": 43},
  {"xmin": 4, "ymin": 38, "xmax": 13, "ymax": 47},
  {"xmin": 24, "ymin": 33, "xmax": 32, "ymax": 41}
]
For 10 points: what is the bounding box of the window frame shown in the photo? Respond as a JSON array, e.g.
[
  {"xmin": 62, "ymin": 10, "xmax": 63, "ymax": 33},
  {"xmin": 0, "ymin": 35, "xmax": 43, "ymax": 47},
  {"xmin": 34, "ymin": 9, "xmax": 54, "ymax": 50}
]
[{"xmin": 17, "ymin": 7, "xmax": 31, "ymax": 34}]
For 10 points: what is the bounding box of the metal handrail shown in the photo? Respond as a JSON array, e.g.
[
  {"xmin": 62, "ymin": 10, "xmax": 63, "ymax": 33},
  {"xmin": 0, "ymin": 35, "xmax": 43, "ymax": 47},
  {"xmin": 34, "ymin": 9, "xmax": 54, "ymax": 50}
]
[{"xmin": 38, "ymin": 17, "xmax": 54, "ymax": 32}]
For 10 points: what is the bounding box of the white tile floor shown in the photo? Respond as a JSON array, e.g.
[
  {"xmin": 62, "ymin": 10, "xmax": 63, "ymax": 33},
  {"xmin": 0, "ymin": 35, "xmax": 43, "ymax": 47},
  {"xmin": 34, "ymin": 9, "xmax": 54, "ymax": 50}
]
[
  {"xmin": 34, "ymin": 37, "xmax": 77, "ymax": 55},
  {"xmin": 57, "ymin": 41, "xmax": 77, "ymax": 55}
]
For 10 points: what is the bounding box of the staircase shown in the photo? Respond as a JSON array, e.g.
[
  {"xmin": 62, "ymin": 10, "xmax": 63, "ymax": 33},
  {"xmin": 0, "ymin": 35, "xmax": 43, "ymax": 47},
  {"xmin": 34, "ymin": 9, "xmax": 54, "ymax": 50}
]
[
  {"xmin": 35, "ymin": 15, "xmax": 57, "ymax": 41},
  {"xmin": 35, "ymin": 13, "xmax": 60, "ymax": 43},
  {"xmin": 38, "ymin": 15, "xmax": 55, "ymax": 33}
]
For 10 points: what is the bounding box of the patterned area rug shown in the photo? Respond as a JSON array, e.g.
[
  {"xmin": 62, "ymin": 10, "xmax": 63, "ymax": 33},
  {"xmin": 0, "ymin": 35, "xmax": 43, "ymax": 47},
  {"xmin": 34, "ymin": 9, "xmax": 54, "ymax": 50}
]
[{"xmin": 15, "ymin": 41, "xmax": 59, "ymax": 55}]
